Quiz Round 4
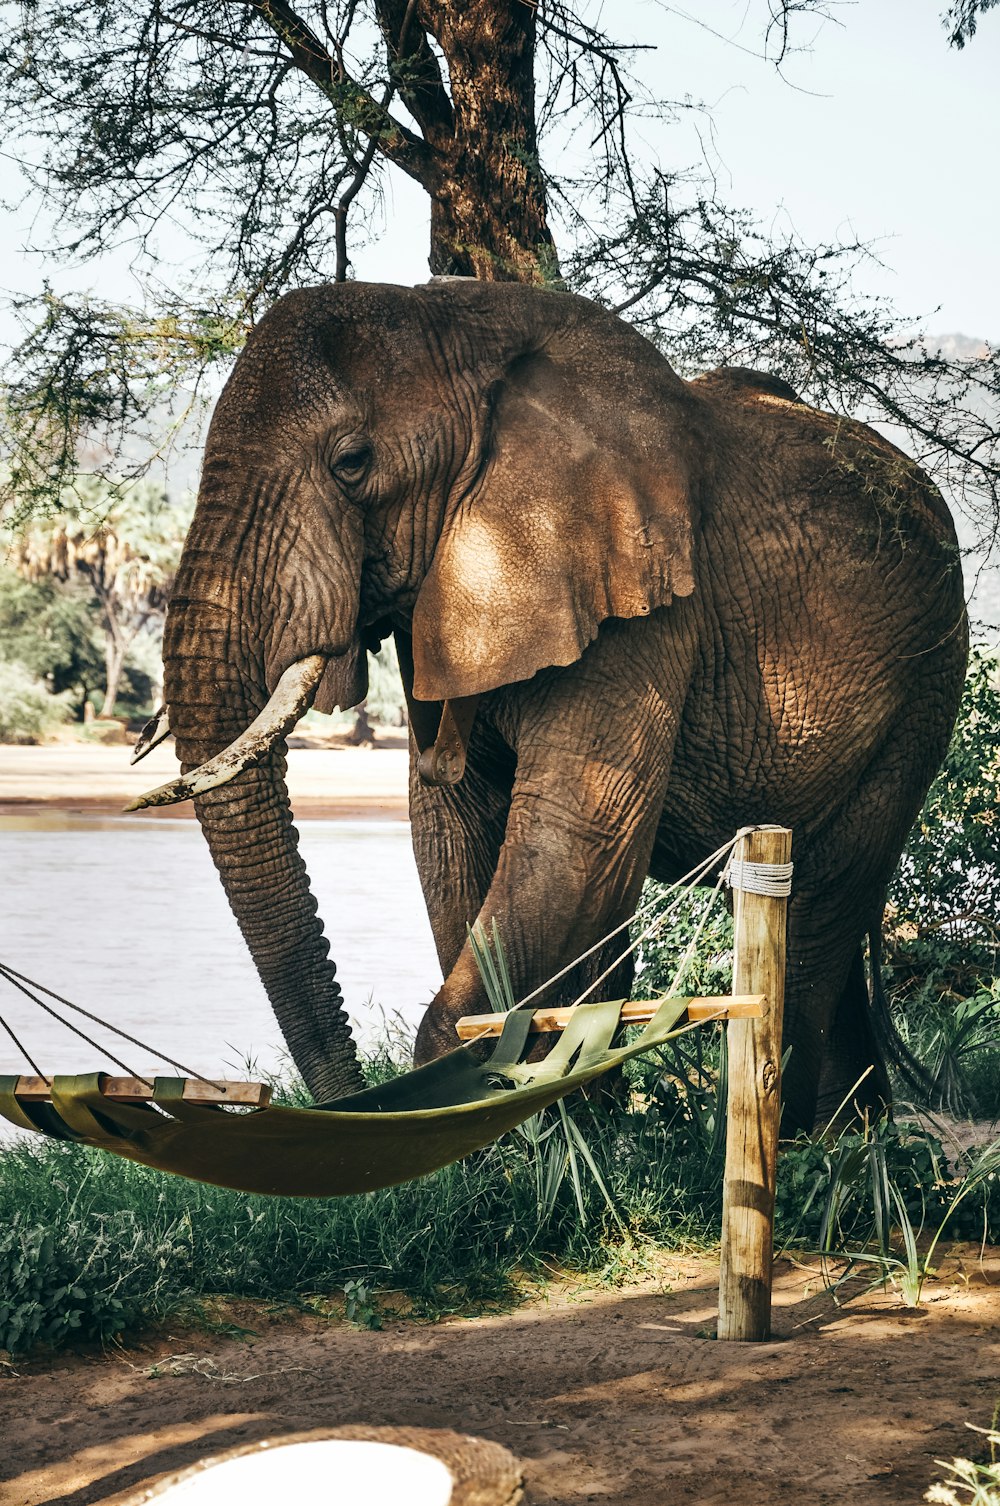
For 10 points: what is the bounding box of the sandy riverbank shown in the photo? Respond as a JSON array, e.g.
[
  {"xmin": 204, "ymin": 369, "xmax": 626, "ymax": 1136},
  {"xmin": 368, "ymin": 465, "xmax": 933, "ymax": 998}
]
[{"xmin": 0, "ymin": 742, "xmax": 411, "ymax": 820}]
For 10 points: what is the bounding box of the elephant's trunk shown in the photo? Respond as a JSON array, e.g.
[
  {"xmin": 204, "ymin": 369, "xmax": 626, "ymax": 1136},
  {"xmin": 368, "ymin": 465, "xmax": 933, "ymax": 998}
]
[{"xmin": 160, "ymin": 528, "xmax": 365, "ymax": 1104}]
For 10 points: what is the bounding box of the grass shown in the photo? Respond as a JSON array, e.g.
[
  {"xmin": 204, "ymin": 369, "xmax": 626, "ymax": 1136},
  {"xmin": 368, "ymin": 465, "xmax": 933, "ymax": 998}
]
[
  {"xmin": 4, "ymin": 1015, "xmax": 998, "ymax": 1357},
  {"xmin": 775, "ymin": 1114, "xmax": 1000, "ymax": 1307}
]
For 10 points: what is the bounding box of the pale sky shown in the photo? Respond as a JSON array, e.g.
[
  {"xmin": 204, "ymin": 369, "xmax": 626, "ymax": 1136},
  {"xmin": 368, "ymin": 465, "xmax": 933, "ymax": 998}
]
[{"xmin": 2, "ymin": 0, "xmax": 998, "ymax": 341}]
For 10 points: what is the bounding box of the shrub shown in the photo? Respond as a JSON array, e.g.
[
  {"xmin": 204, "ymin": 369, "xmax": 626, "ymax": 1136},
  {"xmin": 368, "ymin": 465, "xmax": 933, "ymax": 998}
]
[
  {"xmin": 895, "ymin": 982, "xmax": 1000, "ymax": 1118},
  {"xmin": 0, "ymin": 1211, "xmax": 190, "ymax": 1352},
  {"xmin": 632, "ymin": 885, "xmax": 734, "ymax": 1000},
  {"xmin": 0, "ymin": 660, "xmax": 70, "ymax": 743},
  {"xmin": 927, "ymin": 1423, "xmax": 1000, "ymax": 1505},
  {"xmin": 888, "ymin": 649, "xmax": 1000, "ymax": 997}
]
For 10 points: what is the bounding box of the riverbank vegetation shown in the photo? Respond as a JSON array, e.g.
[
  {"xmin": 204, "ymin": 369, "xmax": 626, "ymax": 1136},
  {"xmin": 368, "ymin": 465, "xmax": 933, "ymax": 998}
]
[
  {"xmin": 0, "ymin": 481, "xmax": 191, "ymax": 732},
  {"xmin": 2, "ymin": 1044, "xmax": 998, "ymax": 1357},
  {"xmin": 0, "ymin": 483, "xmax": 406, "ymax": 741}
]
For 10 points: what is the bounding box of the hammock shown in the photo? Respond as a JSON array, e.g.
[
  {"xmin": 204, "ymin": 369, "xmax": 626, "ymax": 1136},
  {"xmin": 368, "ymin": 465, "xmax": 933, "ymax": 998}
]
[
  {"xmin": 0, "ymin": 837, "xmax": 763, "ymax": 1198},
  {"xmin": 0, "ymin": 995, "xmax": 713, "ymax": 1197}
]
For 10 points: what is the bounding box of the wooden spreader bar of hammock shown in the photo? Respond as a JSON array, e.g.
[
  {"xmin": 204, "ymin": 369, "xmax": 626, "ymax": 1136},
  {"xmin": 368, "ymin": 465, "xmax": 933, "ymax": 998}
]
[
  {"xmin": 9, "ymin": 998, "xmax": 764, "ymax": 1105},
  {"xmin": 11, "ymin": 1076, "xmax": 272, "ymax": 1105},
  {"xmin": 456, "ymin": 994, "xmax": 764, "ymax": 1041}
]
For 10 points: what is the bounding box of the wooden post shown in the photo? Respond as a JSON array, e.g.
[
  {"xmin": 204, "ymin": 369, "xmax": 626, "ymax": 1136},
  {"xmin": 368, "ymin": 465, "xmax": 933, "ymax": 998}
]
[{"xmin": 718, "ymin": 826, "xmax": 792, "ymax": 1341}]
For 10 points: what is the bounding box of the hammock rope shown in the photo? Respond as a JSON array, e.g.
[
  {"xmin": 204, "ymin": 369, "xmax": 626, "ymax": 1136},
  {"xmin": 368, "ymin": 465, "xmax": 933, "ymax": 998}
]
[
  {"xmin": 0, "ymin": 961, "xmax": 220, "ymax": 1087},
  {"xmin": 510, "ymin": 831, "xmax": 742, "ymax": 1015},
  {"xmin": 0, "ymin": 964, "xmax": 154, "ymax": 1084},
  {"xmin": 0, "ymin": 1004, "xmax": 44, "ymax": 1077}
]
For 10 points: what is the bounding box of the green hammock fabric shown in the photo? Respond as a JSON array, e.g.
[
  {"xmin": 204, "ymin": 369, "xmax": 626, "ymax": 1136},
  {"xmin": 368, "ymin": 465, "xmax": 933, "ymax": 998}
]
[{"xmin": 0, "ymin": 995, "xmax": 693, "ymax": 1198}]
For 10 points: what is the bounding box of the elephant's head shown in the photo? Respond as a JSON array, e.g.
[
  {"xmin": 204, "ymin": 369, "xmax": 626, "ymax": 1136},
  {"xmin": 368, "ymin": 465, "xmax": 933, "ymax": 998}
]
[{"xmin": 136, "ymin": 281, "xmax": 708, "ymax": 1101}]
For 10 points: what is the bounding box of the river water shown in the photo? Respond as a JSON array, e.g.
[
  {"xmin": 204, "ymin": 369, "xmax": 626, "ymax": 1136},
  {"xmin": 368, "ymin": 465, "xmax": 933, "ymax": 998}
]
[{"xmin": 0, "ymin": 814, "xmax": 443, "ymax": 1083}]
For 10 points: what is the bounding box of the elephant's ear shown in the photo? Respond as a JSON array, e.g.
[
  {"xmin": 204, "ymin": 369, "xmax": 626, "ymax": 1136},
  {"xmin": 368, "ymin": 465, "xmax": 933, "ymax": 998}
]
[{"xmin": 410, "ymin": 325, "xmax": 706, "ymax": 701}]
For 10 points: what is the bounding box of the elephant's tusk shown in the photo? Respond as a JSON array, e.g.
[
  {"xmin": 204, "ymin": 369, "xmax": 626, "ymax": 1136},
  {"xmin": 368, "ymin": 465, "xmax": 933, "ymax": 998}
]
[
  {"xmin": 124, "ymin": 654, "xmax": 328, "ymax": 812},
  {"xmin": 130, "ymin": 704, "xmax": 172, "ymax": 764}
]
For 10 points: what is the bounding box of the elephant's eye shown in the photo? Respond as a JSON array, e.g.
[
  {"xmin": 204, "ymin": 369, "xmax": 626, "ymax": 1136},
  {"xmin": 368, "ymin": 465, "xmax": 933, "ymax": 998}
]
[{"xmin": 332, "ymin": 444, "xmax": 372, "ymax": 482}]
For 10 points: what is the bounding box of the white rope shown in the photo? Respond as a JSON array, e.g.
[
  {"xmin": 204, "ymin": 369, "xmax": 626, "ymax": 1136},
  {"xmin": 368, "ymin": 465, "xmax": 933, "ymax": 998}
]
[
  {"xmin": 725, "ymin": 858, "xmax": 793, "ymax": 897},
  {"xmin": 513, "ymin": 832, "xmax": 744, "ymax": 1012}
]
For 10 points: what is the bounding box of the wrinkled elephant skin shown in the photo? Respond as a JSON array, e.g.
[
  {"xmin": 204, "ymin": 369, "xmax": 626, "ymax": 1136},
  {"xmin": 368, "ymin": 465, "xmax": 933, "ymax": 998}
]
[{"xmin": 161, "ymin": 281, "xmax": 967, "ymax": 1130}]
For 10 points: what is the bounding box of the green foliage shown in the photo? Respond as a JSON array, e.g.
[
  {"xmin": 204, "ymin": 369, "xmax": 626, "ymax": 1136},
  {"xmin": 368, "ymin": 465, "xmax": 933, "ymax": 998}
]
[
  {"xmin": 2, "ymin": 478, "xmax": 193, "ymax": 720},
  {"xmin": 628, "ymin": 1027, "xmax": 730, "ymax": 1169},
  {"xmin": 2, "ymin": 1014, "xmax": 997, "ymax": 1356},
  {"xmin": 889, "ymin": 651, "xmax": 1000, "ymax": 989},
  {"xmin": 342, "ymin": 1277, "xmax": 382, "ymax": 1330},
  {"xmin": 0, "ymin": 1091, "xmax": 714, "ymax": 1357},
  {"xmin": 632, "ymin": 886, "xmax": 734, "ymax": 1000},
  {"xmin": 0, "ymin": 566, "xmax": 103, "ymax": 711},
  {"xmin": 776, "ymin": 1118, "xmax": 1000, "ymax": 1306},
  {"xmin": 1, "ymin": 293, "xmax": 244, "ymax": 525},
  {"xmin": 777, "ymin": 1120, "xmax": 948, "ymax": 1248},
  {"xmin": 0, "ymin": 1211, "xmax": 187, "ymax": 1353},
  {"xmin": 468, "ymin": 920, "xmax": 623, "ymax": 1229},
  {"xmin": 0, "ymin": 661, "xmax": 70, "ymax": 743},
  {"xmin": 945, "ymin": 0, "xmax": 1000, "ymax": 49},
  {"xmin": 896, "ymin": 983, "xmax": 1000, "ymax": 1118},
  {"xmin": 15, "ymin": 478, "xmax": 191, "ymax": 617},
  {"xmin": 881, "ymin": 652, "xmax": 1000, "ymax": 1111}
]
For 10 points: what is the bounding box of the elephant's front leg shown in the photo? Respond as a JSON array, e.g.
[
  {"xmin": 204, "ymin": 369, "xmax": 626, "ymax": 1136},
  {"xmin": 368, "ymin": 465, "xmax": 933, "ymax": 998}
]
[
  {"xmin": 408, "ymin": 716, "xmax": 516, "ymax": 985},
  {"xmin": 414, "ymin": 612, "xmax": 697, "ymax": 1061}
]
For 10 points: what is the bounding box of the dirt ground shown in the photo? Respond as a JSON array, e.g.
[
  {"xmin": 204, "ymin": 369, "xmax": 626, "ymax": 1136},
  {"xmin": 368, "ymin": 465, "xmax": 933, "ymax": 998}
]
[{"xmin": 2, "ymin": 1251, "xmax": 998, "ymax": 1506}]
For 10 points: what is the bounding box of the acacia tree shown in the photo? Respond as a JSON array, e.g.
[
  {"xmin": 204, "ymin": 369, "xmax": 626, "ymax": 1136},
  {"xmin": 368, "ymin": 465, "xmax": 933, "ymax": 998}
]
[
  {"xmin": 0, "ymin": 0, "xmax": 998, "ymax": 549},
  {"xmin": 12, "ymin": 484, "xmax": 192, "ymax": 715}
]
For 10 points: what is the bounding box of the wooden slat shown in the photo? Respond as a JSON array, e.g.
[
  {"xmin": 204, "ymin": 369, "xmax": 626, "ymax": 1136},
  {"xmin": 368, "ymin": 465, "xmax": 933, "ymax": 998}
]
[
  {"xmin": 12, "ymin": 1076, "xmax": 272, "ymax": 1106},
  {"xmin": 455, "ymin": 995, "xmax": 765, "ymax": 1041}
]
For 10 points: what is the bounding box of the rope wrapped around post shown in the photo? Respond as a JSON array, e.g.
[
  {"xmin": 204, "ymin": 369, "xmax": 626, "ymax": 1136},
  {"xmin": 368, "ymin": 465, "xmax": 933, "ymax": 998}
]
[{"xmin": 725, "ymin": 857, "xmax": 793, "ymax": 897}]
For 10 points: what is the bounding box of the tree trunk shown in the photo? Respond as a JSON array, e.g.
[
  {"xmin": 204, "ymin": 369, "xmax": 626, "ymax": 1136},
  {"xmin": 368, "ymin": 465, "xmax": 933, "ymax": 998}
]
[
  {"xmin": 376, "ymin": 1, "xmax": 558, "ymax": 283},
  {"xmin": 101, "ymin": 630, "xmax": 126, "ymax": 718},
  {"xmin": 428, "ymin": 3, "xmax": 556, "ymax": 281}
]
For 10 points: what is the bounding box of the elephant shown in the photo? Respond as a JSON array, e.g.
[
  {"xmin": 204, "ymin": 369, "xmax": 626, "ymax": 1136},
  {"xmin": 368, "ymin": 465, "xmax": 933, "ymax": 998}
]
[{"xmin": 139, "ymin": 279, "xmax": 968, "ymax": 1134}]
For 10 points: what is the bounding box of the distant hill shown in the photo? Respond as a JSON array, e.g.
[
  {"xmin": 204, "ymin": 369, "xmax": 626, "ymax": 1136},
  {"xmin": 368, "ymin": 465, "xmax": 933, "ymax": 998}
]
[{"xmin": 930, "ymin": 333, "xmax": 993, "ymax": 360}]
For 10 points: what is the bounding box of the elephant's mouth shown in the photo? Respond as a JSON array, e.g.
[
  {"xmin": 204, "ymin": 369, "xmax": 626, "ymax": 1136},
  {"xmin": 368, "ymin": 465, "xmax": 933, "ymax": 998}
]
[{"xmin": 125, "ymin": 653, "xmax": 327, "ymax": 812}]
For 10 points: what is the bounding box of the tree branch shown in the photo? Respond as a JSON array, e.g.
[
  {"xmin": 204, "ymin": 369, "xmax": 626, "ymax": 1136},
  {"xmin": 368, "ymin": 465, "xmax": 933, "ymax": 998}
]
[
  {"xmin": 374, "ymin": 0, "xmax": 455, "ymax": 146},
  {"xmin": 246, "ymin": 0, "xmax": 442, "ymax": 188}
]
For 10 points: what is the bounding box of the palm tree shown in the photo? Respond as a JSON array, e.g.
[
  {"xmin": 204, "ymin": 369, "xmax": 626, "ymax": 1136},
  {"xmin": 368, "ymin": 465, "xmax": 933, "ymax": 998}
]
[{"xmin": 13, "ymin": 481, "xmax": 191, "ymax": 716}]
